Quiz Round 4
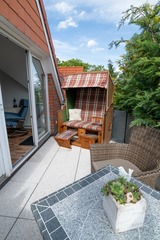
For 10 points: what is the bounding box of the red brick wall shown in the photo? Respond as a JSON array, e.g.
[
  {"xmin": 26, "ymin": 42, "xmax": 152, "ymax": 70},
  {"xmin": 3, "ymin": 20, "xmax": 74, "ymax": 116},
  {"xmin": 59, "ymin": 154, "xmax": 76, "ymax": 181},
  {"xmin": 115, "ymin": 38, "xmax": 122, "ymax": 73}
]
[
  {"xmin": 48, "ymin": 74, "xmax": 61, "ymax": 135},
  {"xmin": 1, "ymin": 0, "xmax": 49, "ymax": 53}
]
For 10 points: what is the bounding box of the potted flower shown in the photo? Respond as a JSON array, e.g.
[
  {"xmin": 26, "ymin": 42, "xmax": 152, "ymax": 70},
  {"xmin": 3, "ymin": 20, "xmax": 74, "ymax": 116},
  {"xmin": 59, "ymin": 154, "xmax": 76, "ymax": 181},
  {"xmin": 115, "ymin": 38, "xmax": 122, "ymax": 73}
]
[{"xmin": 101, "ymin": 176, "xmax": 147, "ymax": 233}]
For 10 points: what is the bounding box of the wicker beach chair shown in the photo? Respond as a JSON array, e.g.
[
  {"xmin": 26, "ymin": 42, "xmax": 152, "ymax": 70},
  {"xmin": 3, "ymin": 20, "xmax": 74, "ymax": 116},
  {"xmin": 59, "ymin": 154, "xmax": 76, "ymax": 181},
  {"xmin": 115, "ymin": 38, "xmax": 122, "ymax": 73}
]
[
  {"xmin": 90, "ymin": 126, "xmax": 160, "ymax": 188},
  {"xmin": 56, "ymin": 71, "xmax": 114, "ymax": 148}
]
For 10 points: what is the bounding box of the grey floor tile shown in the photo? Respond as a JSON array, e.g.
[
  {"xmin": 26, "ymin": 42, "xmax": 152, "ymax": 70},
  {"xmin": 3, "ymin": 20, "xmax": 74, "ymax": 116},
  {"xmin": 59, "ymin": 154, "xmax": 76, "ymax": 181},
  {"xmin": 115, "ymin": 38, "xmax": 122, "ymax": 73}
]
[
  {"xmin": 0, "ymin": 136, "xmax": 92, "ymax": 239},
  {"xmin": 20, "ymin": 176, "xmax": 75, "ymax": 220},
  {"xmin": 40, "ymin": 146, "xmax": 80, "ymax": 184},
  {"xmin": 0, "ymin": 216, "xmax": 16, "ymax": 240},
  {"xmin": 20, "ymin": 147, "xmax": 80, "ymax": 219},
  {"xmin": 75, "ymin": 148, "xmax": 91, "ymax": 181},
  {"xmin": 6, "ymin": 219, "xmax": 42, "ymax": 240},
  {"xmin": 29, "ymin": 137, "xmax": 59, "ymax": 163},
  {"xmin": 19, "ymin": 200, "xmax": 35, "ymax": 220},
  {"xmin": 11, "ymin": 138, "xmax": 60, "ymax": 184},
  {"xmin": 10, "ymin": 162, "xmax": 48, "ymax": 184},
  {"xmin": 0, "ymin": 181, "xmax": 36, "ymax": 217},
  {"xmin": 21, "ymin": 145, "xmax": 90, "ymax": 220}
]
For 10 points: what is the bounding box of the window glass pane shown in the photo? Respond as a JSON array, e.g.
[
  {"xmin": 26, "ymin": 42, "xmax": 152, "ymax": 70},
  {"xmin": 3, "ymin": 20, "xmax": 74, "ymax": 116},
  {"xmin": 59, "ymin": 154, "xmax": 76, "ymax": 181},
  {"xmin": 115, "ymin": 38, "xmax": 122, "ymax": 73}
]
[{"xmin": 32, "ymin": 57, "xmax": 47, "ymax": 139}]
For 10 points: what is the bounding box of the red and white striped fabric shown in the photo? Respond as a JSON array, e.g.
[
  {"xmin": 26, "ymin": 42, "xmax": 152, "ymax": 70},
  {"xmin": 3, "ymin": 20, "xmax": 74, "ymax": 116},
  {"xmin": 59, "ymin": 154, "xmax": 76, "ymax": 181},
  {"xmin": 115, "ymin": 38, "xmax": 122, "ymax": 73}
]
[
  {"xmin": 63, "ymin": 120, "xmax": 102, "ymax": 132},
  {"xmin": 75, "ymin": 88, "xmax": 106, "ymax": 122},
  {"xmin": 62, "ymin": 72, "xmax": 108, "ymax": 132},
  {"xmin": 62, "ymin": 72, "xmax": 109, "ymax": 89},
  {"xmin": 55, "ymin": 130, "xmax": 77, "ymax": 140},
  {"xmin": 63, "ymin": 88, "xmax": 106, "ymax": 131}
]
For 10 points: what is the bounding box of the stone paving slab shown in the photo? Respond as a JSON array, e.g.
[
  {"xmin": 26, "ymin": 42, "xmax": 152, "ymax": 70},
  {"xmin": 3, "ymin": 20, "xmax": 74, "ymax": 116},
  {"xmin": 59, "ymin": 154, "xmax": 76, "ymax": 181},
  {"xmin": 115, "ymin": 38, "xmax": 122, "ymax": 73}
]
[
  {"xmin": 5, "ymin": 219, "xmax": 42, "ymax": 240},
  {"xmin": 0, "ymin": 216, "xmax": 16, "ymax": 240},
  {"xmin": 0, "ymin": 137, "xmax": 91, "ymax": 240},
  {"xmin": 0, "ymin": 181, "xmax": 36, "ymax": 217}
]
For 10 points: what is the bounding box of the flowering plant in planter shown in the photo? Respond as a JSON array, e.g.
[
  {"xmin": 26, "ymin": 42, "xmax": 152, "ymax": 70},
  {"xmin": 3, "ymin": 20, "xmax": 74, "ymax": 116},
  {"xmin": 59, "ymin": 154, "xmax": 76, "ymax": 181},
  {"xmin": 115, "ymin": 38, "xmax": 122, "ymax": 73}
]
[
  {"xmin": 101, "ymin": 176, "xmax": 147, "ymax": 232},
  {"xmin": 101, "ymin": 176, "xmax": 142, "ymax": 204}
]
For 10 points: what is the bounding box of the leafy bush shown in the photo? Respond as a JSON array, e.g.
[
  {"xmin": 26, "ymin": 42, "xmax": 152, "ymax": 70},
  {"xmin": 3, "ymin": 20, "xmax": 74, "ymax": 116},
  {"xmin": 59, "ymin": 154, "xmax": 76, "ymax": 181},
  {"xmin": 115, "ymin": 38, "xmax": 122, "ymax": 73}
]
[{"xmin": 111, "ymin": 2, "xmax": 160, "ymax": 128}]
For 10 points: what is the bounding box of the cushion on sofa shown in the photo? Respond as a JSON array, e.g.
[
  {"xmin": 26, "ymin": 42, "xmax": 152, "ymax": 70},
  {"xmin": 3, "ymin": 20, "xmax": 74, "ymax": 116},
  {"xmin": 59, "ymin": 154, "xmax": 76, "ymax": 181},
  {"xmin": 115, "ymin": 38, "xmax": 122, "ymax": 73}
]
[
  {"xmin": 92, "ymin": 159, "xmax": 141, "ymax": 174},
  {"xmin": 69, "ymin": 109, "xmax": 82, "ymax": 121},
  {"xmin": 63, "ymin": 120, "xmax": 102, "ymax": 132}
]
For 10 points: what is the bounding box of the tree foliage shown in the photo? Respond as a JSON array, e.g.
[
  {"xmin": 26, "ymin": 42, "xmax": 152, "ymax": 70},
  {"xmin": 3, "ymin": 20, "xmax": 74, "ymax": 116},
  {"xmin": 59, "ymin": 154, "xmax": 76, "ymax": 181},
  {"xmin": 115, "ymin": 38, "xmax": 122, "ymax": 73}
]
[
  {"xmin": 111, "ymin": 2, "xmax": 160, "ymax": 128},
  {"xmin": 57, "ymin": 58, "xmax": 107, "ymax": 72},
  {"xmin": 107, "ymin": 59, "xmax": 119, "ymax": 81}
]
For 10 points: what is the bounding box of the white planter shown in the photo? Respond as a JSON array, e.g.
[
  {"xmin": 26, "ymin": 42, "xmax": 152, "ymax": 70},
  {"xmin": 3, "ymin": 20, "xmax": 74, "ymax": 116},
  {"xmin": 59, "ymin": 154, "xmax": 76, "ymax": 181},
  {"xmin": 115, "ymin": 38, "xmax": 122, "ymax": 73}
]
[{"xmin": 103, "ymin": 194, "xmax": 147, "ymax": 233}]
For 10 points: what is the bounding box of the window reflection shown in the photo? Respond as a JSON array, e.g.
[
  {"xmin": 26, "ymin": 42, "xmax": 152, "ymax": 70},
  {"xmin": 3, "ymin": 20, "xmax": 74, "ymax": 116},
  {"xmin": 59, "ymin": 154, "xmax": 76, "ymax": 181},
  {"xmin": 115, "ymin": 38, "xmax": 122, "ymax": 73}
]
[{"xmin": 32, "ymin": 57, "xmax": 47, "ymax": 139}]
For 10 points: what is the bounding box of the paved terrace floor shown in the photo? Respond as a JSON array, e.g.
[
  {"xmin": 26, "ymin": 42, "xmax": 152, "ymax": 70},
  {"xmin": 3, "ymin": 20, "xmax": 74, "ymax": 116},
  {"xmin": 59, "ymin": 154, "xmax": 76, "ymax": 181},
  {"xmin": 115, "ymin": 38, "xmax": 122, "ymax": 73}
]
[{"xmin": 0, "ymin": 137, "xmax": 91, "ymax": 240}]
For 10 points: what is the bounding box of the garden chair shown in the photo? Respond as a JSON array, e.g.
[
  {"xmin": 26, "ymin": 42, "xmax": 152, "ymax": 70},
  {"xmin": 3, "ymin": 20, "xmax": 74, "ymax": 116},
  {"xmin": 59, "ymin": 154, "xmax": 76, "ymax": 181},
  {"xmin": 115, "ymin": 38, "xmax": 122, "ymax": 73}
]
[{"xmin": 90, "ymin": 126, "xmax": 160, "ymax": 188}]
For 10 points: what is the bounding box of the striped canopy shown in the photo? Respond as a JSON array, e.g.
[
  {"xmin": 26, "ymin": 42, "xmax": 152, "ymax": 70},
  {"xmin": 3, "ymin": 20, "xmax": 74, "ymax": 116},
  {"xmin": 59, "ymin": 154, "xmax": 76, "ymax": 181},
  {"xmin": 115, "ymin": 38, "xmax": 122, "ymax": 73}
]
[{"xmin": 61, "ymin": 72, "xmax": 109, "ymax": 89}]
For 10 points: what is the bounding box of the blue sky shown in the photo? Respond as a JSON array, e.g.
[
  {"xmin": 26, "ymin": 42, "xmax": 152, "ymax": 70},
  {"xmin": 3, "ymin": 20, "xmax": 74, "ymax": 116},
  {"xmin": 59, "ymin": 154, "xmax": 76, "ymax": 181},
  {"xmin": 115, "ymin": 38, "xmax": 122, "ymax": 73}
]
[{"xmin": 43, "ymin": 0, "xmax": 158, "ymax": 69}]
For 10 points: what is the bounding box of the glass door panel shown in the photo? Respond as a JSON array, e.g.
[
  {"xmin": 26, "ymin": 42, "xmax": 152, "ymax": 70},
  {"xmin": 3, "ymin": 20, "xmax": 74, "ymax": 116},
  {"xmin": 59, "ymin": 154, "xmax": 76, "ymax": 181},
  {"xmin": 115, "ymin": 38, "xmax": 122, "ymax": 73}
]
[
  {"xmin": 0, "ymin": 83, "xmax": 12, "ymax": 177},
  {"xmin": 32, "ymin": 57, "xmax": 47, "ymax": 139}
]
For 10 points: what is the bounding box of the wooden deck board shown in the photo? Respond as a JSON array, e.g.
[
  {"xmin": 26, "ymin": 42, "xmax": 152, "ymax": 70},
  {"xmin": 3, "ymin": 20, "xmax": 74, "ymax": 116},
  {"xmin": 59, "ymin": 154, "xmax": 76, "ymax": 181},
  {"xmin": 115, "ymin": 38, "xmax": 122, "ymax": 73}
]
[{"xmin": 8, "ymin": 129, "xmax": 33, "ymax": 164}]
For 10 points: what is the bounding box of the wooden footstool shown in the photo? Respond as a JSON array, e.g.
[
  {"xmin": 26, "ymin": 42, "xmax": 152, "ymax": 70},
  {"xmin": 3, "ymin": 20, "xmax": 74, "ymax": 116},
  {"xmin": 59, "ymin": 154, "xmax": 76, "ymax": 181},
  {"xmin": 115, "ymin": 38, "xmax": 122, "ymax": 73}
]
[
  {"xmin": 81, "ymin": 134, "xmax": 98, "ymax": 149},
  {"xmin": 55, "ymin": 130, "xmax": 77, "ymax": 148}
]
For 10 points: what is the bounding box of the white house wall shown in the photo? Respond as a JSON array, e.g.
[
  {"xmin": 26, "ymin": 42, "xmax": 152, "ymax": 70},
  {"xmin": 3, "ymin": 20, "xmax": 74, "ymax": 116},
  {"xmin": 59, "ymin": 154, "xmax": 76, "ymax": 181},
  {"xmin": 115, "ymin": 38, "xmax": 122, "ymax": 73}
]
[{"xmin": 0, "ymin": 34, "xmax": 28, "ymax": 89}]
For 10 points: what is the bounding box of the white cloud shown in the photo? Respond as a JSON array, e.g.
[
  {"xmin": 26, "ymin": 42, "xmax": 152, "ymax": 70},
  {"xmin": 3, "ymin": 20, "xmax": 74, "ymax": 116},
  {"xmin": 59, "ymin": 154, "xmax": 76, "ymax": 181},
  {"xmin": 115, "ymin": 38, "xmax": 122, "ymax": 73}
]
[
  {"xmin": 78, "ymin": 11, "xmax": 86, "ymax": 20},
  {"xmin": 44, "ymin": 0, "xmax": 158, "ymax": 67},
  {"xmin": 80, "ymin": 43, "xmax": 85, "ymax": 47},
  {"xmin": 87, "ymin": 40, "xmax": 98, "ymax": 48},
  {"xmin": 89, "ymin": 0, "xmax": 157, "ymax": 23},
  {"xmin": 45, "ymin": 0, "xmax": 158, "ymax": 24},
  {"xmin": 57, "ymin": 17, "xmax": 78, "ymax": 29},
  {"xmin": 92, "ymin": 47, "xmax": 105, "ymax": 53},
  {"xmin": 54, "ymin": 1, "xmax": 74, "ymax": 14},
  {"xmin": 53, "ymin": 39, "xmax": 81, "ymax": 62},
  {"xmin": 53, "ymin": 39, "xmax": 78, "ymax": 54}
]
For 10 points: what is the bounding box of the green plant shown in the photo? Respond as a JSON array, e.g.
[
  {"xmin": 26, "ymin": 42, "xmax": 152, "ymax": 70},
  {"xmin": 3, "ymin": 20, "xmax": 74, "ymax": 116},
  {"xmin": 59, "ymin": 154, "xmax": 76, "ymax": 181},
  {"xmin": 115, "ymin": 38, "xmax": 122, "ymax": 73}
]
[
  {"xmin": 101, "ymin": 177, "xmax": 142, "ymax": 204},
  {"xmin": 110, "ymin": 2, "xmax": 160, "ymax": 128}
]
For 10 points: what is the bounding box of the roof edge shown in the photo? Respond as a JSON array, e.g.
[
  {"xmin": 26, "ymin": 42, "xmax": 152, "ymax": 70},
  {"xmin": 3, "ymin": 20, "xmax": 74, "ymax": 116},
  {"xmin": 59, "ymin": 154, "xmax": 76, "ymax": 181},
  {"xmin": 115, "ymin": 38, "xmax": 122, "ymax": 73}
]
[
  {"xmin": 63, "ymin": 70, "xmax": 109, "ymax": 77},
  {"xmin": 36, "ymin": 0, "xmax": 64, "ymax": 103}
]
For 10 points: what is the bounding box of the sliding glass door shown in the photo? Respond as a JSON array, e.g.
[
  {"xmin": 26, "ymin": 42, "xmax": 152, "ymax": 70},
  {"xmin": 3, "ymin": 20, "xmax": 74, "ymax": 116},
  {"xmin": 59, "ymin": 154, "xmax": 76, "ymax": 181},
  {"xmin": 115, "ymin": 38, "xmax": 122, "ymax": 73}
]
[
  {"xmin": 0, "ymin": 83, "xmax": 12, "ymax": 177},
  {"xmin": 32, "ymin": 57, "xmax": 48, "ymax": 139}
]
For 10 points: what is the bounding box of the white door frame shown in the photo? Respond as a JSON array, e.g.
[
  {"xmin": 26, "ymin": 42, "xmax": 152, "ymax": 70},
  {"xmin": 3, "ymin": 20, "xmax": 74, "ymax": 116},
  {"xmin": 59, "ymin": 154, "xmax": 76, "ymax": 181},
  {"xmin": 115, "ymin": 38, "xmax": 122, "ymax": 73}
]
[
  {"xmin": 0, "ymin": 83, "xmax": 12, "ymax": 177},
  {"xmin": 26, "ymin": 51, "xmax": 39, "ymax": 146},
  {"xmin": 27, "ymin": 52, "xmax": 50, "ymax": 144}
]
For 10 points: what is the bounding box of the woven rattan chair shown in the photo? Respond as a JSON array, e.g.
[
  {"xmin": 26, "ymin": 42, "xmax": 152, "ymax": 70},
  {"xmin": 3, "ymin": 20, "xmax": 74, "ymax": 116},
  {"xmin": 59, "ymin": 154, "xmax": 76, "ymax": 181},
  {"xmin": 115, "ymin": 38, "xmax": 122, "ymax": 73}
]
[{"xmin": 90, "ymin": 126, "xmax": 160, "ymax": 188}]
